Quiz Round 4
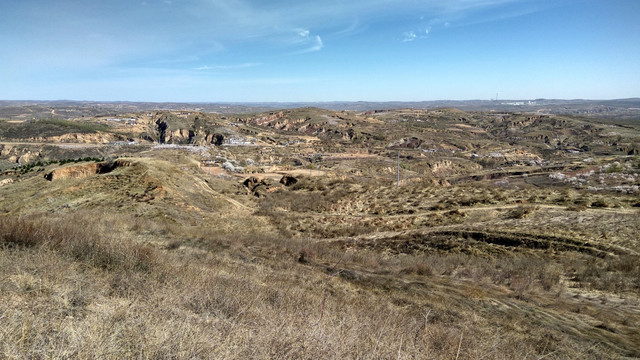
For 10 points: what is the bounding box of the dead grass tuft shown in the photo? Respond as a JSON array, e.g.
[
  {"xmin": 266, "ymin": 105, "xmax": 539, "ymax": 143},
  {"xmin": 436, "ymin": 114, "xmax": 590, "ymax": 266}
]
[
  {"xmin": 507, "ymin": 204, "xmax": 539, "ymax": 219},
  {"xmin": 0, "ymin": 216, "xmax": 157, "ymax": 273}
]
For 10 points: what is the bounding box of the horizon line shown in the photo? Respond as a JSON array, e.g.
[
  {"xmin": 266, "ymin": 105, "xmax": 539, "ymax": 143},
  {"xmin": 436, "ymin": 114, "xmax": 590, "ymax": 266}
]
[{"xmin": 1, "ymin": 97, "xmax": 639, "ymax": 104}]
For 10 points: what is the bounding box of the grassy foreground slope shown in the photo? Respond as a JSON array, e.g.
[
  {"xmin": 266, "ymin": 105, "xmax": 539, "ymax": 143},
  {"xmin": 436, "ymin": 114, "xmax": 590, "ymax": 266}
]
[{"xmin": 0, "ymin": 148, "xmax": 639, "ymax": 359}]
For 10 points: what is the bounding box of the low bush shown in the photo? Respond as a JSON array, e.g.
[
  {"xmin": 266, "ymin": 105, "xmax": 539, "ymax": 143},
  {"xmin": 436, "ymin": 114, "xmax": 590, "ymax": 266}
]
[
  {"xmin": 0, "ymin": 216, "xmax": 156, "ymax": 273},
  {"xmin": 507, "ymin": 205, "xmax": 539, "ymax": 219}
]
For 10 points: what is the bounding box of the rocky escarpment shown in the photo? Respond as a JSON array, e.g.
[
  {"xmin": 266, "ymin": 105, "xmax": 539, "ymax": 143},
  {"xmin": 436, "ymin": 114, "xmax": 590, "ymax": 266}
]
[
  {"xmin": 507, "ymin": 115, "xmax": 549, "ymax": 128},
  {"xmin": 243, "ymin": 176, "xmax": 278, "ymax": 197},
  {"xmin": 30, "ymin": 132, "xmax": 122, "ymax": 144},
  {"xmin": 247, "ymin": 112, "xmax": 308, "ymax": 131},
  {"xmin": 0, "ymin": 134, "xmax": 122, "ymax": 165},
  {"xmin": 44, "ymin": 160, "xmax": 133, "ymax": 181},
  {"xmin": 164, "ymin": 129, "xmax": 193, "ymax": 144},
  {"xmin": 1, "ymin": 144, "xmax": 43, "ymax": 164},
  {"xmin": 197, "ymin": 132, "xmax": 225, "ymax": 146},
  {"xmin": 387, "ymin": 137, "xmax": 423, "ymax": 149},
  {"xmin": 252, "ymin": 111, "xmax": 286, "ymax": 126},
  {"xmin": 154, "ymin": 118, "xmax": 225, "ymax": 145},
  {"xmin": 156, "ymin": 119, "xmax": 192, "ymax": 144}
]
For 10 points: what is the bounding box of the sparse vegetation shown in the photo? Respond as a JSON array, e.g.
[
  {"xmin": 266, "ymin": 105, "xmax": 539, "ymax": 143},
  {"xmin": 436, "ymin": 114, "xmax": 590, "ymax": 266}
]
[
  {"xmin": 0, "ymin": 118, "xmax": 111, "ymax": 139},
  {"xmin": 1, "ymin": 104, "xmax": 640, "ymax": 358},
  {"xmin": 507, "ymin": 204, "xmax": 538, "ymax": 219}
]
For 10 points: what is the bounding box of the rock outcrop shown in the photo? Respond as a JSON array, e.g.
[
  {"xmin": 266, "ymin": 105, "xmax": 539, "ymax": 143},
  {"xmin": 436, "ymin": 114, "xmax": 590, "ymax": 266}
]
[
  {"xmin": 202, "ymin": 133, "xmax": 225, "ymax": 146},
  {"xmin": 280, "ymin": 175, "xmax": 298, "ymax": 186},
  {"xmin": 0, "ymin": 145, "xmax": 43, "ymax": 165},
  {"xmin": 44, "ymin": 160, "xmax": 133, "ymax": 181},
  {"xmin": 18, "ymin": 151, "xmax": 41, "ymax": 164},
  {"xmin": 387, "ymin": 137, "xmax": 423, "ymax": 149},
  {"xmin": 30, "ymin": 133, "xmax": 120, "ymax": 144},
  {"xmin": 243, "ymin": 176, "xmax": 280, "ymax": 197}
]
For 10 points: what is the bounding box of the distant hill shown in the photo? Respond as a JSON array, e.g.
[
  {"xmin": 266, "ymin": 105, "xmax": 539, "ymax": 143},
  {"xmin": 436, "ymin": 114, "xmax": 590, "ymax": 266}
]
[{"xmin": 1, "ymin": 98, "xmax": 639, "ymax": 121}]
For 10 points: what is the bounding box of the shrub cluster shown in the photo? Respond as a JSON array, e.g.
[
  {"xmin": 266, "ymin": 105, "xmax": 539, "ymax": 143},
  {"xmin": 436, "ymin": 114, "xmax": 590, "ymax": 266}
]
[
  {"xmin": 11, "ymin": 157, "xmax": 104, "ymax": 175},
  {"xmin": 0, "ymin": 216, "xmax": 155, "ymax": 273}
]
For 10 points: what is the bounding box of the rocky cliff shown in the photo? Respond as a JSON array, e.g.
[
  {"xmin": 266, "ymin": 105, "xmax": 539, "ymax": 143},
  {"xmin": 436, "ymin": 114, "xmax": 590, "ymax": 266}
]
[{"xmin": 44, "ymin": 160, "xmax": 133, "ymax": 181}]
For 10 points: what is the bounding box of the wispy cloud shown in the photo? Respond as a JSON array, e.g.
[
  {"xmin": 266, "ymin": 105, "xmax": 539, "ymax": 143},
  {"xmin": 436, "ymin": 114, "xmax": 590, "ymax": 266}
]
[
  {"xmin": 290, "ymin": 35, "xmax": 324, "ymax": 54},
  {"xmin": 415, "ymin": 0, "xmax": 546, "ymax": 32},
  {"xmin": 194, "ymin": 62, "xmax": 262, "ymax": 70},
  {"xmin": 308, "ymin": 35, "xmax": 324, "ymax": 52},
  {"xmin": 200, "ymin": 0, "xmax": 527, "ymax": 48},
  {"xmin": 402, "ymin": 27, "xmax": 431, "ymax": 42},
  {"xmin": 298, "ymin": 29, "xmax": 310, "ymax": 38},
  {"xmin": 330, "ymin": 20, "xmax": 363, "ymax": 38},
  {"xmin": 284, "ymin": 28, "xmax": 324, "ymax": 54},
  {"xmin": 0, "ymin": 0, "xmax": 535, "ymax": 75},
  {"xmin": 178, "ymin": 0, "xmax": 525, "ymax": 52},
  {"xmin": 402, "ymin": 31, "xmax": 417, "ymax": 42}
]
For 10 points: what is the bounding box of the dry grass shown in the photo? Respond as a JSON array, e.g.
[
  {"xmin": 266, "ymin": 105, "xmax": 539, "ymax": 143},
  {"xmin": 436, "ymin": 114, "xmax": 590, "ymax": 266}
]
[
  {"xmin": 0, "ymin": 216, "xmax": 156, "ymax": 273},
  {"xmin": 1, "ymin": 212, "xmax": 639, "ymax": 359},
  {"xmin": 1, "ymin": 147, "xmax": 640, "ymax": 359},
  {"xmin": 0, "ymin": 215, "xmax": 465, "ymax": 358}
]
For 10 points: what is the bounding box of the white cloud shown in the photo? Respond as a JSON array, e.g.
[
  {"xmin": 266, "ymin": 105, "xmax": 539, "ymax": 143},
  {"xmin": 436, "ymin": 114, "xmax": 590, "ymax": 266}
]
[
  {"xmin": 181, "ymin": 0, "xmax": 524, "ymax": 50},
  {"xmin": 284, "ymin": 28, "xmax": 324, "ymax": 54},
  {"xmin": 330, "ymin": 20, "xmax": 363, "ymax": 38},
  {"xmin": 0, "ymin": 0, "xmax": 533, "ymax": 75},
  {"xmin": 311, "ymin": 36, "xmax": 323, "ymax": 51},
  {"xmin": 403, "ymin": 27, "xmax": 431, "ymax": 42},
  {"xmin": 403, "ymin": 31, "xmax": 417, "ymax": 42},
  {"xmin": 298, "ymin": 29, "xmax": 310, "ymax": 38},
  {"xmin": 298, "ymin": 35, "xmax": 323, "ymax": 53}
]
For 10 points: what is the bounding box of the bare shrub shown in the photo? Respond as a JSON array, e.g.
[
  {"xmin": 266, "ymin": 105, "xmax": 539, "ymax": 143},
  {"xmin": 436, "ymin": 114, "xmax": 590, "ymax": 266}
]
[
  {"xmin": 0, "ymin": 216, "xmax": 157, "ymax": 273},
  {"xmin": 507, "ymin": 205, "xmax": 538, "ymax": 219},
  {"xmin": 591, "ymin": 197, "xmax": 612, "ymax": 208},
  {"xmin": 400, "ymin": 259, "xmax": 434, "ymax": 276},
  {"xmin": 540, "ymin": 263, "xmax": 563, "ymax": 291},
  {"xmin": 0, "ymin": 217, "xmax": 55, "ymax": 248}
]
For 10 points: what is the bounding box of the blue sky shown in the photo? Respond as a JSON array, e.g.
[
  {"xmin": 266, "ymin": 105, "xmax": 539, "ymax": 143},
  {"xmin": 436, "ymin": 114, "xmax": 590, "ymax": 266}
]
[{"xmin": 1, "ymin": 0, "xmax": 639, "ymax": 102}]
